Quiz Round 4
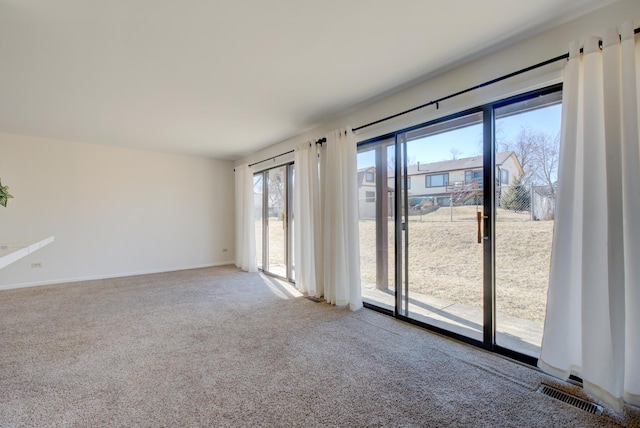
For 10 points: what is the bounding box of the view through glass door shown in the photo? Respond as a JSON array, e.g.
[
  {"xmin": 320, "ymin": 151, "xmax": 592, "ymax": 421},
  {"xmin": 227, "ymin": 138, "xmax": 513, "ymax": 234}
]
[
  {"xmin": 357, "ymin": 86, "xmax": 562, "ymax": 361},
  {"xmin": 400, "ymin": 111, "xmax": 485, "ymax": 342},
  {"xmin": 494, "ymin": 91, "xmax": 562, "ymax": 357},
  {"xmin": 357, "ymin": 141, "xmax": 396, "ymax": 312},
  {"xmin": 254, "ymin": 163, "xmax": 295, "ymax": 281}
]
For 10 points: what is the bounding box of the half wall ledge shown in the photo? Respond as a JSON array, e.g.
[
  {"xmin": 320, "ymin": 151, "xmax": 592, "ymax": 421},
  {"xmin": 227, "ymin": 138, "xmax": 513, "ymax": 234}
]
[{"xmin": 0, "ymin": 236, "xmax": 55, "ymax": 270}]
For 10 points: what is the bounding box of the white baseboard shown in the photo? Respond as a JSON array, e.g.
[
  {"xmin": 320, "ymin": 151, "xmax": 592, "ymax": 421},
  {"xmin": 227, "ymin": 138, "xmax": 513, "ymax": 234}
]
[{"xmin": 0, "ymin": 261, "xmax": 236, "ymax": 291}]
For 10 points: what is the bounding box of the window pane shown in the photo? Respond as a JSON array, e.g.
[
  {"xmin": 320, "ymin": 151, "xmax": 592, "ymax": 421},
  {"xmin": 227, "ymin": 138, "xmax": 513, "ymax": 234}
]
[
  {"xmin": 403, "ymin": 111, "xmax": 484, "ymax": 341},
  {"xmin": 358, "ymin": 142, "xmax": 395, "ymax": 311},
  {"xmin": 366, "ymin": 191, "xmax": 375, "ymax": 202},
  {"xmin": 253, "ymin": 174, "xmax": 263, "ymax": 269},
  {"xmin": 500, "ymin": 169, "xmax": 509, "ymax": 185},
  {"xmin": 289, "ymin": 165, "xmax": 295, "ymax": 281},
  {"xmin": 267, "ymin": 166, "xmax": 287, "ymax": 277},
  {"xmin": 494, "ymin": 92, "xmax": 561, "ymax": 357}
]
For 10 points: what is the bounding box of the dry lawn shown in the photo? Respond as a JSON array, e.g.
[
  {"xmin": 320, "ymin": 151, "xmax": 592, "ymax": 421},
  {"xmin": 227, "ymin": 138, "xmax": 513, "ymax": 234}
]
[
  {"xmin": 260, "ymin": 206, "xmax": 553, "ymax": 323},
  {"xmin": 256, "ymin": 218, "xmax": 287, "ymax": 271},
  {"xmin": 359, "ymin": 206, "xmax": 552, "ymax": 323}
]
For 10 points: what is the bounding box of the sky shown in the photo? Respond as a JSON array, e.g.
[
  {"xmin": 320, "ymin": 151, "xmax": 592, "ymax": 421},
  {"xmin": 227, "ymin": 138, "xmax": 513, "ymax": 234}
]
[{"xmin": 358, "ymin": 103, "xmax": 562, "ymax": 168}]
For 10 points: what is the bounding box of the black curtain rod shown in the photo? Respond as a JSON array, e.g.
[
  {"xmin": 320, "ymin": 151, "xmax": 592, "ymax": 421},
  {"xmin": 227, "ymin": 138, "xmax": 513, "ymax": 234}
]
[
  {"xmin": 248, "ymin": 149, "xmax": 294, "ymax": 168},
  {"xmin": 239, "ymin": 137, "xmax": 327, "ymax": 170},
  {"xmin": 352, "ymin": 26, "xmax": 640, "ymax": 133}
]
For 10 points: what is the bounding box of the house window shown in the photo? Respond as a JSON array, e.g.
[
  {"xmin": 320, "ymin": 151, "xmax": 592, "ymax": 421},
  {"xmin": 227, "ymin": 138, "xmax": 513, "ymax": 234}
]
[
  {"xmin": 465, "ymin": 170, "xmax": 482, "ymax": 184},
  {"xmin": 500, "ymin": 169, "xmax": 509, "ymax": 185},
  {"xmin": 402, "ymin": 177, "xmax": 411, "ymax": 190},
  {"xmin": 366, "ymin": 191, "xmax": 375, "ymax": 202},
  {"xmin": 426, "ymin": 173, "xmax": 449, "ymax": 187},
  {"xmin": 473, "ymin": 171, "xmax": 483, "ymax": 188},
  {"xmin": 365, "ymin": 171, "xmax": 374, "ymax": 182}
]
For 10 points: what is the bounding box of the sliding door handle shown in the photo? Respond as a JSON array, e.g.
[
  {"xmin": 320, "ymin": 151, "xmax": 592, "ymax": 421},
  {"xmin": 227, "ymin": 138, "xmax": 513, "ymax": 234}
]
[{"xmin": 477, "ymin": 212, "xmax": 482, "ymax": 244}]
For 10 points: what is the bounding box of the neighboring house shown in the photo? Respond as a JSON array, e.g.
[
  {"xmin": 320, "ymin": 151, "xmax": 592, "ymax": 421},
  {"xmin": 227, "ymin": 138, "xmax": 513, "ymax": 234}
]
[
  {"xmin": 387, "ymin": 151, "xmax": 523, "ymax": 207},
  {"xmin": 357, "ymin": 166, "xmax": 398, "ymax": 219},
  {"xmin": 254, "ymin": 190, "xmax": 263, "ymax": 218},
  {"xmin": 357, "ymin": 167, "xmax": 378, "ymax": 219},
  {"xmin": 358, "ymin": 152, "xmax": 523, "ymax": 216}
]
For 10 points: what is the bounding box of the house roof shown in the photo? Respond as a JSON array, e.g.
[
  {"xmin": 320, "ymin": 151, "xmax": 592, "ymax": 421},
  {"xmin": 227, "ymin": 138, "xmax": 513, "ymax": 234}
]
[{"xmin": 389, "ymin": 151, "xmax": 517, "ymax": 177}]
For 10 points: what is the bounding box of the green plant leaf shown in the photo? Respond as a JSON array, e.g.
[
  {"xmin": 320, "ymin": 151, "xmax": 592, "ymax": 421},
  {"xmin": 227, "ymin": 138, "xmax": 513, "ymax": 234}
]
[{"xmin": 0, "ymin": 179, "xmax": 14, "ymax": 207}]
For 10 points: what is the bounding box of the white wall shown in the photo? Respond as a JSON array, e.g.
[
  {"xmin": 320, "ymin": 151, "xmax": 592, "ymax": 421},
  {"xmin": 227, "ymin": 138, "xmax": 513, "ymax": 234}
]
[
  {"xmin": 235, "ymin": 0, "xmax": 640, "ymax": 170},
  {"xmin": 0, "ymin": 133, "xmax": 235, "ymax": 289}
]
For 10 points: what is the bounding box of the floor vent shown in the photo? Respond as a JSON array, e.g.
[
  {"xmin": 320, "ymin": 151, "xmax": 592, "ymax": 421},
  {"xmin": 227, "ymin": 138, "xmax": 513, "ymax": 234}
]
[
  {"xmin": 305, "ymin": 296, "xmax": 322, "ymax": 303},
  {"xmin": 537, "ymin": 384, "xmax": 603, "ymax": 415}
]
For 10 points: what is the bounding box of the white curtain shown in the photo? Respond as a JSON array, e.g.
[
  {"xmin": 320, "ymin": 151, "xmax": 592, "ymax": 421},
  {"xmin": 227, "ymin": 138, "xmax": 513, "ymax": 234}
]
[
  {"xmin": 293, "ymin": 142, "xmax": 323, "ymax": 297},
  {"xmin": 322, "ymin": 127, "xmax": 363, "ymax": 311},
  {"xmin": 234, "ymin": 163, "xmax": 257, "ymax": 272},
  {"xmin": 539, "ymin": 22, "xmax": 640, "ymax": 411}
]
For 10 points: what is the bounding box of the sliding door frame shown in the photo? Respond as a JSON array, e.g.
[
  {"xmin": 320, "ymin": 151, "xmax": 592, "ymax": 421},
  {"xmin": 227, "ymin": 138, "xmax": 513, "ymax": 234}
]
[
  {"xmin": 287, "ymin": 164, "xmax": 295, "ymax": 281},
  {"xmin": 482, "ymin": 105, "xmax": 496, "ymax": 352},
  {"xmin": 360, "ymin": 83, "xmax": 563, "ymax": 367},
  {"xmin": 254, "ymin": 162, "xmax": 295, "ymax": 283}
]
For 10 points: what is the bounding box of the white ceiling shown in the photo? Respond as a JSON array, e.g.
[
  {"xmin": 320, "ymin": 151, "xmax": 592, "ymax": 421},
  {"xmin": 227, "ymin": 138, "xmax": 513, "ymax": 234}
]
[{"xmin": 0, "ymin": 0, "xmax": 615, "ymax": 159}]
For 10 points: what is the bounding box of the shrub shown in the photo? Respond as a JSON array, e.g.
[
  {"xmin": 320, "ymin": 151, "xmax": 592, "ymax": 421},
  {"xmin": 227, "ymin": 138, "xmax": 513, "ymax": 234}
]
[{"xmin": 500, "ymin": 176, "xmax": 530, "ymax": 212}]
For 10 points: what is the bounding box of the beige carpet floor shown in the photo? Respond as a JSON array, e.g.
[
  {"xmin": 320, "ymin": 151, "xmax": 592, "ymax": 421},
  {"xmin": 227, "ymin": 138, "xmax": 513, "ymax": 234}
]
[{"xmin": 1, "ymin": 265, "xmax": 638, "ymax": 427}]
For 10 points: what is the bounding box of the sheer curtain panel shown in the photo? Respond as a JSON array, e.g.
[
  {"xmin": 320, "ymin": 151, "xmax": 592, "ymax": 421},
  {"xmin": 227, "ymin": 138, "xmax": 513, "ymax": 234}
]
[
  {"xmin": 293, "ymin": 142, "xmax": 323, "ymax": 297},
  {"xmin": 539, "ymin": 22, "xmax": 640, "ymax": 411},
  {"xmin": 234, "ymin": 164, "xmax": 257, "ymax": 272},
  {"xmin": 322, "ymin": 128, "xmax": 363, "ymax": 311}
]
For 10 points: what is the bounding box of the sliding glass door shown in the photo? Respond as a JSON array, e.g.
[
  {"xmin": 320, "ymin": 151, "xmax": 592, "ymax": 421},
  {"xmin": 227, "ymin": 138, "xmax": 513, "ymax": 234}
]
[
  {"xmin": 267, "ymin": 166, "xmax": 287, "ymax": 277},
  {"xmin": 254, "ymin": 163, "xmax": 295, "ymax": 281},
  {"xmin": 493, "ymin": 91, "xmax": 562, "ymax": 357},
  {"xmin": 400, "ymin": 111, "xmax": 485, "ymax": 341},
  {"xmin": 254, "ymin": 174, "xmax": 264, "ymax": 270},
  {"xmin": 357, "ymin": 141, "xmax": 396, "ymax": 312},
  {"xmin": 358, "ymin": 85, "xmax": 562, "ymax": 362}
]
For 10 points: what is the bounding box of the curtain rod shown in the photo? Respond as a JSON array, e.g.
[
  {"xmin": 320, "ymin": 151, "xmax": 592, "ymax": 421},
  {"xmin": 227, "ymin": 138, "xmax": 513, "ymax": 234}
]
[
  {"xmin": 248, "ymin": 149, "xmax": 294, "ymax": 168},
  {"xmin": 352, "ymin": 26, "xmax": 640, "ymax": 133},
  {"xmin": 248, "ymin": 137, "xmax": 326, "ymax": 168},
  {"xmin": 234, "ymin": 137, "xmax": 327, "ymax": 171}
]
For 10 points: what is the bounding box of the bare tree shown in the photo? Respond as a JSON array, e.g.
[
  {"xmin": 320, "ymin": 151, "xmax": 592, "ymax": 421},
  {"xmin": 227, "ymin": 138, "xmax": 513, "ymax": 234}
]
[
  {"xmin": 531, "ymin": 131, "xmax": 560, "ymax": 197},
  {"xmin": 500, "ymin": 126, "xmax": 560, "ymax": 194},
  {"xmin": 499, "ymin": 126, "xmax": 539, "ymax": 184},
  {"xmin": 449, "ymin": 147, "xmax": 463, "ymax": 160},
  {"xmin": 267, "ymin": 172, "xmax": 286, "ymax": 218}
]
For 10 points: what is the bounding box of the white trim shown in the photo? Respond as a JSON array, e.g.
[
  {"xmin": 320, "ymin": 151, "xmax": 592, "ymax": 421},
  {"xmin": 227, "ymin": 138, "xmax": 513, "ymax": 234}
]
[{"xmin": 0, "ymin": 261, "xmax": 235, "ymax": 291}]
